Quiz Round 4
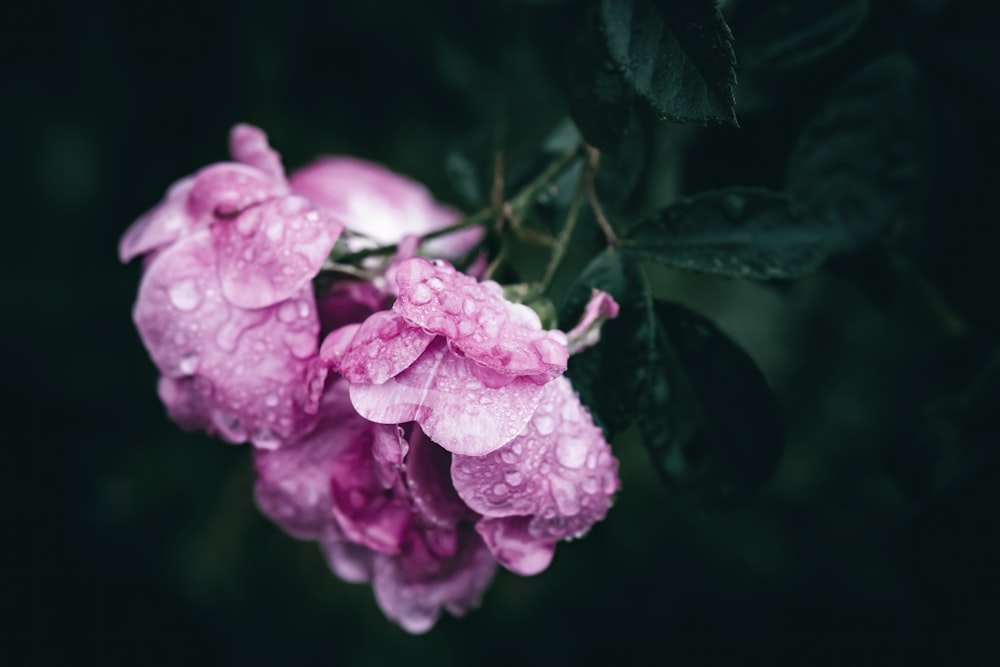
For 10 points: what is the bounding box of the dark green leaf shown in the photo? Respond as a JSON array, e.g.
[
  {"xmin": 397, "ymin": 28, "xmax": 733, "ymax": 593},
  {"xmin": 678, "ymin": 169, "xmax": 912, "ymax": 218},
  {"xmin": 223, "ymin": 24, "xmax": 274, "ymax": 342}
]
[
  {"xmin": 786, "ymin": 53, "xmax": 926, "ymax": 251},
  {"xmin": 639, "ymin": 301, "xmax": 784, "ymax": 504},
  {"xmin": 623, "ymin": 187, "xmax": 830, "ymax": 279},
  {"xmin": 563, "ymin": 5, "xmax": 634, "ymax": 154},
  {"xmin": 559, "ymin": 248, "xmax": 654, "ymax": 439},
  {"xmin": 599, "ymin": 0, "xmax": 738, "ymax": 125},
  {"xmin": 737, "ymin": 0, "xmax": 869, "ymax": 71}
]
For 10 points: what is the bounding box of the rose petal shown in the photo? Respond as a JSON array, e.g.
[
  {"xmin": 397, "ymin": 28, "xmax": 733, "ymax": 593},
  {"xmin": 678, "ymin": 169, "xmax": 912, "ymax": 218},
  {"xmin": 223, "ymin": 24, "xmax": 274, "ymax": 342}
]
[
  {"xmin": 289, "ymin": 156, "xmax": 481, "ymax": 259},
  {"xmin": 475, "ymin": 516, "xmax": 555, "ymax": 576},
  {"xmin": 325, "ymin": 311, "xmax": 434, "ymax": 384},
  {"xmin": 348, "ymin": 338, "xmax": 544, "ymax": 456},
  {"xmin": 405, "ymin": 426, "xmax": 471, "ymax": 529},
  {"xmin": 451, "ymin": 376, "xmax": 619, "ymax": 542},
  {"xmin": 229, "ymin": 123, "xmax": 285, "ymax": 180},
  {"xmin": 119, "ymin": 177, "xmax": 196, "ymax": 262},
  {"xmin": 565, "ymin": 289, "xmax": 620, "ymax": 355},
  {"xmin": 371, "ymin": 526, "xmax": 496, "ymax": 634},
  {"xmin": 212, "ymin": 196, "xmax": 343, "ymax": 309},
  {"xmin": 393, "ymin": 258, "xmax": 568, "ymax": 381},
  {"xmin": 187, "ymin": 162, "xmax": 289, "ymax": 221}
]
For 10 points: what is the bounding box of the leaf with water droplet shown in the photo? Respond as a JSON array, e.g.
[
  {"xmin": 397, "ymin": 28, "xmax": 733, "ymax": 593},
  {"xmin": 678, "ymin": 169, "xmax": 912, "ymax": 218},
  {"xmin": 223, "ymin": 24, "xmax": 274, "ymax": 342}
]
[
  {"xmin": 638, "ymin": 300, "xmax": 784, "ymax": 505},
  {"xmin": 599, "ymin": 0, "xmax": 738, "ymax": 125},
  {"xmin": 623, "ymin": 186, "xmax": 832, "ymax": 279},
  {"xmin": 559, "ymin": 248, "xmax": 654, "ymax": 438}
]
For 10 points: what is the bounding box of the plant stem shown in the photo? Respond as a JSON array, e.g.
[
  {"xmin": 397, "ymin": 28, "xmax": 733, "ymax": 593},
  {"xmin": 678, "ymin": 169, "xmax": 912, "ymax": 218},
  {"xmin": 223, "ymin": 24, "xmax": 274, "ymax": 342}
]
[
  {"xmin": 535, "ymin": 183, "xmax": 586, "ymax": 296},
  {"xmin": 584, "ymin": 146, "xmax": 620, "ymax": 248}
]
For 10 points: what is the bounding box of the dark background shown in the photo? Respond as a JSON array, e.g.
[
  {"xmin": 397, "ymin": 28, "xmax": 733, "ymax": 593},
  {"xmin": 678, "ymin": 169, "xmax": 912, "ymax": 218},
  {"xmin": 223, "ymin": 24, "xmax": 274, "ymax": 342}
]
[{"xmin": 7, "ymin": 1, "xmax": 1000, "ymax": 665}]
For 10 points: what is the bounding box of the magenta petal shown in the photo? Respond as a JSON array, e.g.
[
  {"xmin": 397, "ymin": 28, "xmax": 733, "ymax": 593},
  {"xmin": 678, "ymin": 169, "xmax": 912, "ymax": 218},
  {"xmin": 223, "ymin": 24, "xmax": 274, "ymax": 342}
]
[
  {"xmin": 393, "ymin": 257, "xmax": 568, "ymax": 380},
  {"xmin": 475, "ymin": 516, "xmax": 555, "ymax": 576},
  {"xmin": 253, "ymin": 382, "xmax": 365, "ymax": 540},
  {"xmin": 119, "ymin": 177, "xmax": 196, "ymax": 262},
  {"xmin": 329, "ymin": 427, "xmax": 412, "ymax": 554},
  {"xmin": 187, "ymin": 163, "xmax": 289, "ymax": 221},
  {"xmin": 371, "ymin": 527, "xmax": 497, "ymax": 634},
  {"xmin": 135, "ymin": 231, "xmax": 320, "ymax": 446},
  {"xmin": 212, "ymin": 196, "xmax": 343, "ymax": 309},
  {"xmin": 565, "ymin": 288, "xmax": 620, "ymax": 355},
  {"xmin": 331, "ymin": 311, "xmax": 434, "ymax": 384},
  {"xmin": 371, "ymin": 424, "xmax": 408, "ymax": 488},
  {"xmin": 405, "ymin": 426, "xmax": 471, "ymax": 529},
  {"xmin": 349, "ymin": 339, "xmax": 545, "ymax": 456},
  {"xmin": 451, "ymin": 376, "xmax": 620, "ymax": 540},
  {"xmin": 229, "ymin": 123, "xmax": 285, "ymax": 180},
  {"xmin": 316, "ymin": 279, "xmax": 387, "ymax": 336}
]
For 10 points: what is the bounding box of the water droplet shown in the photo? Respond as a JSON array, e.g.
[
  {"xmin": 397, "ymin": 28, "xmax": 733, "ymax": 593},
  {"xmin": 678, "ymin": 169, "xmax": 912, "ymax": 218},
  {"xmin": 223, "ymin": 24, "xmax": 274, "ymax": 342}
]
[
  {"xmin": 298, "ymin": 301, "xmax": 311, "ymax": 318},
  {"xmin": 582, "ymin": 476, "xmax": 599, "ymax": 494},
  {"xmin": 532, "ymin": 337, "xmax": 565, "ymax": 366},
  {"xmin": 378, "ymin": 318, "xmax": 400, "ymax": 340},
  {"xmin": 168, "ymin": 279, "xmax": 202, "ymax": 311},
  {"xmin": 178, "ymin": 354, "xmax": 199, "ymax": 375},
  {"xmin": 550, "ymin": 476, "xmax": 580, "ymax": 515},
  {"xmin": 534, "ymin": 415, "xmax": 556, "ymax": 436},
  {"xmin": 409, "ymin": 283, "xmax": 433, "ymax": 305},
  {"xmin": 427, "ymin": 277, "xmax": 444, "ymax": 291},
  {"xmin": 556, "ymin": 436, "xmax": 588, "ymax": 469},
  {"xmin": 278, "ymin": 302, "xmax": 298, "ymax": 322},
  {"xmin": 492, "ymin": 483, "xmax": 508, "ymax": 497},
  {"xmin": 504, "ymin": 471, "xmax": 523, "ymax": 486},
  {"xmin": 265, "ymin": 394, "xmax": 279, "ymax": 407},
  {"xmin": 499, "ymin": 448, "xmax": 518, "ymax": 464},
  {"xmin": 462, "ymin": 299, "xmax": 478, "ymax": 316},
  {"xmin": 305, "ymin": 210, "xmax": 319, "ymax": 223},
  {"xmin": 266, "ymin": 221, "xmax": 284, "ymax": 242}
]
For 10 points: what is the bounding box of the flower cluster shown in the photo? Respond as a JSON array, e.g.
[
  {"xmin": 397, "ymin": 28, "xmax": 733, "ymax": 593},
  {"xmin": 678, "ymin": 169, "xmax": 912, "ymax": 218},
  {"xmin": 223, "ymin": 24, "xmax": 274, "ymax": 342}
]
[{"xmin": 121, "ymin": 125, "xmax": 620, "ymax": 633}]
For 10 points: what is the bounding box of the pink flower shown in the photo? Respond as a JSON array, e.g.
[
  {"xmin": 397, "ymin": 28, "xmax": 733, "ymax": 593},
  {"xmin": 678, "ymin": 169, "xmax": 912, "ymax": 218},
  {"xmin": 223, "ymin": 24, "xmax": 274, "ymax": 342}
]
[
  {"xmin": 290, "ymin": 157, "xmax": 483, "ymax": 259},
  {"xmin": 322, "ymin": 257, "xmax": 570, "ymax": 456},
  {"xmin": 254, "ymin": 381, "xmax": 497, "ymax": 633},
  {"xmin": 120, "ymin": 125, "xmax": 344, "ymax": 447}
]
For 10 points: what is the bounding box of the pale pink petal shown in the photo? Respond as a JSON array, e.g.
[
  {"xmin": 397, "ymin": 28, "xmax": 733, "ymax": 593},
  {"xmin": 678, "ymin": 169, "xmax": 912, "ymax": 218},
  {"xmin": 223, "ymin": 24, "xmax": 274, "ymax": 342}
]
[
  {"xmin": 253, "ymin": 382, "xmax": 365, "ymax": 540},
  {"xmin": 289, "ymin": 156, "xmax": 481, "ymax": 259},
  {"xmin": 475, "ymin": 516, "xmax": 555, "ymax": 576},
  {"xmin": 156, "ymin": 375, "xmax": 212, "ymax": 434},
  {"xmin": 325, "ymin": 311, "xmax": 434, "ymax": 384},
  {"xmin": 186, "ymin": 162, "xmax": 289, "ymax": 221},
  {"xmin": 348, "ymin": 338, "xmax": 545, "ymax": 456},
  {"xmin": 371, "ymin": 526, "xmax": 497, "ymax": 634},
  {"xmin": 134, "ymin": 231, "xmax": 320, "ymax": 447},
  {"xmin": 451, "ymin": 376, "xmax": 619, "ymax": 561},
  {"xmin": 565, "ymin": 289, "xmax": 620, "ymax": 355},
  {"xmin": 212, "ymin": 196, "xmax": 344, "ymax": 309},
  {"xmin": 405, "ymin": 426, "xmax": 472, "ymax": 529},
  {"xmin": 229, "ymin": 123, "xmax": 285, "ymax": 180},
  {"xmin": 119, "ymin": 177, "xmax": 196, "ymax": 262},
  {"xmin": 393, "ymin": 258, "xmax": 568, "ymax": 381},
  {"xmin": 320, "ymin": 535, "xmax": 374, "ymax": 584}
]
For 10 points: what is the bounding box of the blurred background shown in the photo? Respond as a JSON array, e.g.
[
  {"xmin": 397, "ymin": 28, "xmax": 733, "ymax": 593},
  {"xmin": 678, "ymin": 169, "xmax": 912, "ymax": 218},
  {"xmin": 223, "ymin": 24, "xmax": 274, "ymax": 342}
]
[{"xmin": 7, "ymin": 0, "xmax": 1000, "ymax": 664}]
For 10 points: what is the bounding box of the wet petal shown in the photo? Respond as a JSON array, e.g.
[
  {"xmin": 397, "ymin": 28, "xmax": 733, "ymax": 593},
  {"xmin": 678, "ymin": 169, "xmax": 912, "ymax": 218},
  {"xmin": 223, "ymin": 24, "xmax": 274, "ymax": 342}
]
[
  {"xmin": 371, "ymin": 526, "xmax": 496, "ymax": 634},
  {"xmin": 119, "ymin": 177, "xmax": 196, "ymax": 262},
  {"xmin": 405, "ymin": 426, "xmax": 471, "ymax": 529},
  {"xmin": 187, "ymin": 162, "xmax": 289, "ymax": 221},
  {"xmin": 565, "ymin": 289, "xmax": 620, "ymax": 355},
  {"xmin": 349, "ymin": 338, "xmax": 544, "ymax": 456},
  {"xmin": 229, "ymin": 123, "xmax": 285, "ymax": 180},
  {"xmin": 325, "ymin": 311, "xmax": 434, "ymax": 384},
  {"xmin": 451, "ymin": 376, "xmax": 619, "ymax": 555},
  {"xmin": 212, "ymin": 195, "xmax": 344, "ymax": 309},
  {"xmin": 475, "ymin": 516, "xmax": 555, "ymax": 576}
]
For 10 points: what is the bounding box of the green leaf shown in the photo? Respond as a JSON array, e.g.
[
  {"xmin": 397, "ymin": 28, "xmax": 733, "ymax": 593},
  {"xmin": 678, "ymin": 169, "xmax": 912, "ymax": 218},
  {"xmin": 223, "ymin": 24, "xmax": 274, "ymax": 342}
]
[
  {"xmin": 599, "ymin": 0, "xmax": 738, "ymax": 125},
  {"xmin": 563, "ymin": 5, "xmax": 634, "ymax": 154},
  {"xmin": 559, "ymin": 248, "xmax": 655, "ymax": 439},
  {"xmin": 737, "ymin": 0, "xmax": 869, "ymax": 71},
  {"xmin": 786, "ymin": 54, "xmax": 926, "ymax": 251},
  {"xmin": 623, "ymin": 187, "xmax": 831, "ymax": 279},
  {"xmin": 639, "ymin": 300, "xmax": 784, "ymax": 504}
]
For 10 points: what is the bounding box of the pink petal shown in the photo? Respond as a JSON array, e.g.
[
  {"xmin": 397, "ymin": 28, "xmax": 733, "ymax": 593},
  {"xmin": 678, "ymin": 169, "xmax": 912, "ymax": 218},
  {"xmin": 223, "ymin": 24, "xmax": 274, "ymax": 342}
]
[
  {"xmin": 320, "ymin": 535, "xmax": 374, "ymax": 584},
  {"xmin": 212, "ymin": 196, "xmax": 344, "ymax": 309},
  {"xmin": 405, "ymin": 426, "xmax": 472, "ymax": 529},
  {"xmin": 475, "ymin": 516, "xmax": 555, "ymax": 576},
  {"xmin": 348, "ymin": 338, "xmax": 545, "ymax": 456},
  {"xmin": 324, "ymin": 311, "xmax": 434, "ymax": 384},
  {"xmin": 451, "ymin": 376, "xmax": 619, "ymax": 547},
  {"xmin": 393, "ymin": 258, "xmax": 568, "ymax": 381},
  {"xmin": 253, "ymin": 382, "xmax": 366, "ymax": 540},
  {"xmin": 229, "ymin": 123, "xmax": 285, "ymax": 180},
  {"xmin": 565, "ymin": 288, "xmax": 620, "ymax": 355},
  {"xmin": 186, "ymin": 162, "xmax": 289, "ymax": 221},
  {"xmin": 289, "ymin": 156, "xmax": 481, "ymax": 259},
  {"xmin": 371, "ymin": 526, "xmax": 497, "ymax": 634},
  {"xmin": 119, "ymin": 177, "xmax": 196, "ymax": 262},
  {"xmin": 134, "ymin": 231, "xmax": 320, "ymax": 447}
]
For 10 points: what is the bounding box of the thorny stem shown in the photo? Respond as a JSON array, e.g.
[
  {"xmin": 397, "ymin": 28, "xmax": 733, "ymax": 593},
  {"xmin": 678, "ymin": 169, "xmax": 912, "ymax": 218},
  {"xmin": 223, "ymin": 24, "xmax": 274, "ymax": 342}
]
[
  {"xmin": 584, "ymin": 146, "xmax": 620, "ymax": 248},
  {"xmin": 330, "ymin": 143, "xmax": 581, "ymax": 268}
]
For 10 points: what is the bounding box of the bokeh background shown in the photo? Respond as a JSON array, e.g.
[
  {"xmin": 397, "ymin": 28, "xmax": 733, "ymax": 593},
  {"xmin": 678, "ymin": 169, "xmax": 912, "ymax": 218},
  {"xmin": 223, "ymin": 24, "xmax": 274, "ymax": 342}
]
[{"xmin": 8, "ymin": 1, "xmax": 1000, "ymax": 664}]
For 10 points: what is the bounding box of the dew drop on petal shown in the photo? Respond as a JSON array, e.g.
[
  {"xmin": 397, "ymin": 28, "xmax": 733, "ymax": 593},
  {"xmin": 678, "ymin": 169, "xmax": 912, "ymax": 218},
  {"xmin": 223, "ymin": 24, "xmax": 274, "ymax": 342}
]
[
  {"xmin": 556, "ymin": 436, "xmax": 588, "ymax": 469},
  {"xmin": 504, "ymin": 471, "xmax": 523, "ymax": 486},
  {"xmin": 409, "ymin": 283, "xmax": 433, "ymax": 305},
  {"xmin": 168, "ymin": 279, "xmax": 202, "ymax": 311},
  {"xmin": 178, "ymin": 354, "xmax": 199, "ymax": 375},
  {"xmin": 534, "ymin": 415, "xmax": 556, "ymax": 436},
  {"xmin": 278, "ymin": 302, "xmax": 298, "ymax": 322}
]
